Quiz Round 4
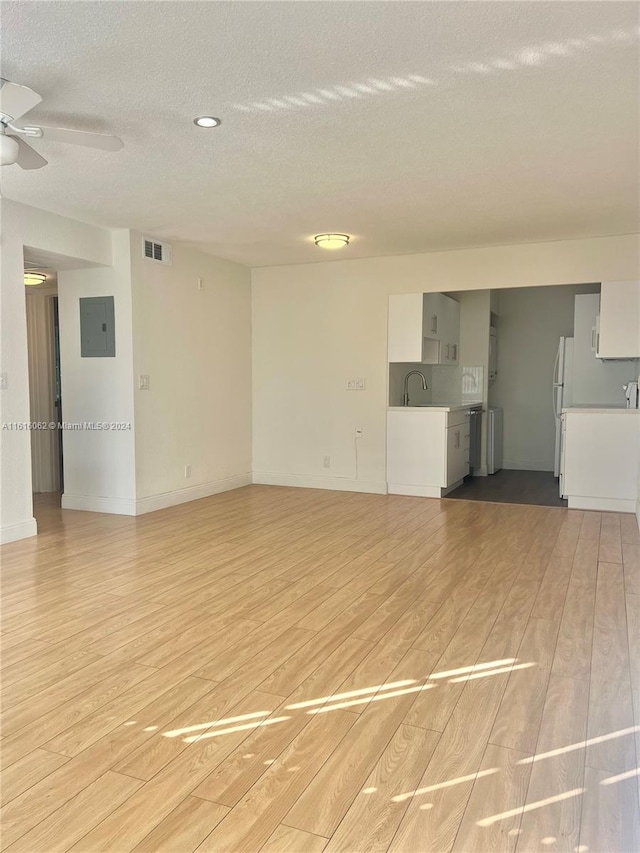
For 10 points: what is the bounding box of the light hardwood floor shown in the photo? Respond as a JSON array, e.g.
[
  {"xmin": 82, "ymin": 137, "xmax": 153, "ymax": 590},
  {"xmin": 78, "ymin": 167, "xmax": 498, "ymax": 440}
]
[{"xmin": 1, "ymin": 486, "xmax": 639, "ymax": 852}]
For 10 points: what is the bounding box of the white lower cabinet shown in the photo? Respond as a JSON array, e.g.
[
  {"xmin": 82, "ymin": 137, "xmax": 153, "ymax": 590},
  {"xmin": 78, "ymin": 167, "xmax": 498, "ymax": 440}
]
[
  {"xmin": 562, "ymin": 411, "xmax": 639, "ymax": 512},
  {"xmin": 387, "ymin": 409, "xmax": 470, "ymax": 497},
  {"xmin": 446, "ymin": 425, "xmax": 469, "ymax": 486}
]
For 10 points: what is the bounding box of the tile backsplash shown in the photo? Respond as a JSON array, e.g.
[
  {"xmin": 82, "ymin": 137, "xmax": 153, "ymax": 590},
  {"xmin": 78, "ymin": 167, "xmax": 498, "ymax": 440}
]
[
  {"xmin": 430, "ymin": 365, "xmax": 484, "ymax": 404},
  {"xmin": 388, "ymin": 364, "xmax": 484, "ymax": 406}
]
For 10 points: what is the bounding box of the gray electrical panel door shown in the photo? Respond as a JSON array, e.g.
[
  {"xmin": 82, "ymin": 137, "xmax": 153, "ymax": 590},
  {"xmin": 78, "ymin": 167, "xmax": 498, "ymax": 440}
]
[{"xmin": 80, "ymin": 296, "xmax": 116, "ymax": 357}]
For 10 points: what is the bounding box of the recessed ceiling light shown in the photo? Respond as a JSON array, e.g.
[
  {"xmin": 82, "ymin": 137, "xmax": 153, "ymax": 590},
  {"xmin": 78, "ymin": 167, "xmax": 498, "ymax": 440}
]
[
  {"xmin": 24, "ymin": 272, "xmax": 47, "ymax": 286},
  {"xmin": 193, "ymin": 116, "xmax": 221, "ymax": 128},
  {"xmin": 314, "ymin": 234, "xmax": 350, "ymax": 250}
]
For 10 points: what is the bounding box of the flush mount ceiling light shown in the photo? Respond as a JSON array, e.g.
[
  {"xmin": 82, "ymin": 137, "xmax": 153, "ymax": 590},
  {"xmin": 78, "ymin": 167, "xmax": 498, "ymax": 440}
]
[
  {"xmin": 193, "ymin": 116, "xmax": 221, "ymax": 128},
  {"xmin": 24, "ymin": 272, "xmax": 46, "ymax": 286},
  {"xmin": 314, "ymin": 233, "xmax": 350, "ymax": 250}
]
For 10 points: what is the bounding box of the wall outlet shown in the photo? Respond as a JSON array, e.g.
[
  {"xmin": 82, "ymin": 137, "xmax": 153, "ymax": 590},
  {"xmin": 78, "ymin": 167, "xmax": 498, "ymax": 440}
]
[
  {"xmin": 322, "ymin": 455, "xmax": 331, "ymax": 468},
  {"xmin": 138, "ymin": 374, "xmax": 150, "ymax": 390},
  {"xmin": 184, "ymin": 464, "xmax": 192, "ymax": 478},
  {"xmin": 0, "ymin": 373, "xmax": 7, "ymax": 390},
  {"xmin": 355, "ymin": 427, "xmax": 363, "ymax": 438},
  {"xmin": 345, "ymin": 378, "xmax": 366, "ymax": 391}
]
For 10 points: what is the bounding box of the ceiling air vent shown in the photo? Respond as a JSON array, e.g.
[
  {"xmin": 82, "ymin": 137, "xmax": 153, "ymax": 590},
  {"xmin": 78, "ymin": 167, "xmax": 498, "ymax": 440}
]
[{"xmin": 142, "ymin": 237, "xmax": 172, "ymax": 266}]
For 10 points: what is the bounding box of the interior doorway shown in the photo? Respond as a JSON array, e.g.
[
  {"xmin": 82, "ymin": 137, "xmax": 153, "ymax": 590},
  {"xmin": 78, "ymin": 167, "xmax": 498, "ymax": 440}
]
[{"xmin": 24, "ymin": 267, "xmax": 63, "ymax": 502}]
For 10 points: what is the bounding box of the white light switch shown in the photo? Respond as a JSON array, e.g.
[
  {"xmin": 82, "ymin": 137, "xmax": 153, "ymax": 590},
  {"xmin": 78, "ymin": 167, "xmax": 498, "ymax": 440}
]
[
  {"xmin": 346, "ymin": 378, "xmax": 366, "ymax": 391},
  {"xmin": 0, "ymin": 373, "xmax": 7, "ymax": 390},
  {"xmin": 138, "ymin": 374, "xmax": 150, "ymax": 390}
]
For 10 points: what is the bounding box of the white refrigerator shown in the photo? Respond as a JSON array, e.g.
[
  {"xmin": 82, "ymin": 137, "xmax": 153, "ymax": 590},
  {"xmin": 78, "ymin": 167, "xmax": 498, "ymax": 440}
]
[
  {"xmin": 553, "ymin": 336, "xmax": 573, "ymax": 479},
  {"xmin": 553, "ymin": 293, "xmax": 636, "ymax": 494}
]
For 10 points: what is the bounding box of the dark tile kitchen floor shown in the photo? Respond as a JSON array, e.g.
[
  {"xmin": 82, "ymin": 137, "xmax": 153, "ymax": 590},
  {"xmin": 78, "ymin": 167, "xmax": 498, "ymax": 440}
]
[{"xmin": 446, "ymin": 469, "xmax": 568, "ymax": 508}]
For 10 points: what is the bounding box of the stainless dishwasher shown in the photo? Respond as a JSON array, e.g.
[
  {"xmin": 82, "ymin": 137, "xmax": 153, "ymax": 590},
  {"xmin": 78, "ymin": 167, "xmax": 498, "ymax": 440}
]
[
  {"xmin": 487, "ymin": 407, "xmax": 503, "ymax": 474},
  {"xmin": 468, "ymin": 407, "xmax": 483, "ymax": 474}
]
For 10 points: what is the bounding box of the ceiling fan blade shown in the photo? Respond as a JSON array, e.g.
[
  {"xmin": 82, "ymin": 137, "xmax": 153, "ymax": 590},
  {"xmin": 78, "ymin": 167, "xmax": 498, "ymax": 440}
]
[
  {"xmin": 13, "ymin": 136, "xmax": 48, "ymax": 170},
  {"xmin": 0, "ymin": 80, "xmax": 42, "ymax": 121},
  {"xmin": 33, "ymin": 125, "xmax": 123, "ymax": 151}
]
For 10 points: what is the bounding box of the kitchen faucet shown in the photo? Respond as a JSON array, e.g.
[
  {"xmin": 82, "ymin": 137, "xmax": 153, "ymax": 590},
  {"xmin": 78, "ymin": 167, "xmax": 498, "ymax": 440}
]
[{"xmin": 403, "ymin": 370, "xmax": 428, "ymax": 406}]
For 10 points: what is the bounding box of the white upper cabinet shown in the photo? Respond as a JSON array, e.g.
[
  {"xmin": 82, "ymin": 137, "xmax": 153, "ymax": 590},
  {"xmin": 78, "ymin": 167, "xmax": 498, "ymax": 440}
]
[
  {"xmin": 388, "ymin": 293, "xmax": 425, "ymax": 362},
  {"xmin": 573, "ymin": 293, "xmax": 632, "ymax": 405},
  {"xmin": 423, "ymin": 292, "xmax": 461, "ymax": 360},
  {"xmin": 388, "ymin": 292, "xmax": 460, "ymax": 364},
  {"xmin": 596, "ymin": 281, "xmax": 640, "ymax": 359}
]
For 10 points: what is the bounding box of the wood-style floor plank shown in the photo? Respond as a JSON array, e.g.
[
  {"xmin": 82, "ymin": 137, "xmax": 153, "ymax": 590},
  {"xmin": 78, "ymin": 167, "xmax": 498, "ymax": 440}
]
[
  {"xmin": 0, "ymin": 675, "xmax": 217, "ymax": 846},
  {"xmin": 284, "ymin": 648, "xmax": 438, "ymax": 838},
  {"xmin": 586, "ymin": 561, "xmax": 636, "ymax": 774},
  {"xmin": 450, "ymin": 744, "xmax": 531, "ymax": 853},
  {"xmin": 261, "ymin": 825, "xmax": 328, "ymax": 853},
  {"xmin": 489, "ymin": 618, "xmax": 560, "ymax": 754},
  {"xmin": 323, "ymin": 724, "xmax": 440, "ymax": 853},
  {"xmin": 3, "ymin": 771, "xmax": 143, "ymax": 853},
  {"xmin": 578, "ymin": 765, "xmax": 640, "ymax": 853},
  {"xmin": 0, "ymin": 748, "xmax": 69, "ymax": 806},
  {"xmin": 551, "ymin": 581, "xmax": 595, "ymax": 681},
  {"xmin": 131, "ymin": 796, "xmax": 229, "ymax": 853},
  {"xmin": 0, "ymin": 489, "xmax": 638, "ymax": 852},
  {"xmin": 194, "ymin": 709, "xmax": 357, "ymax": 853},
  {"xmin": 515, "ymin": 674, "xmax": 590, "ymax": 852}
]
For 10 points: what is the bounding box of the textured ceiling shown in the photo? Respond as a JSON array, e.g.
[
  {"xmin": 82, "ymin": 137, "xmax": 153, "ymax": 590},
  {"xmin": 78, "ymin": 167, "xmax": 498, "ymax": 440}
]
[{"xmin": 2, "ymin": 1, "xmax": 638, "ymax": 267}]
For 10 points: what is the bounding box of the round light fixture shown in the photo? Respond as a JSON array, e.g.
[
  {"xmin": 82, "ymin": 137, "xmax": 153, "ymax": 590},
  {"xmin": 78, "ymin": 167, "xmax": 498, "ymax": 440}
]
[
  {"xmin": 1, "ymin": 133, "xmax": 20, "ymax": 166},
  {"xmin": 314, "ymin": 234, "xmax": 350, "ymax": 250},
  {"xmin": 193, "ymin": 116, "xmax": 221, "ymax": 128},
  {"xmin": 24, "ymin": 272, "xmax": 47, "ymax": 286}
]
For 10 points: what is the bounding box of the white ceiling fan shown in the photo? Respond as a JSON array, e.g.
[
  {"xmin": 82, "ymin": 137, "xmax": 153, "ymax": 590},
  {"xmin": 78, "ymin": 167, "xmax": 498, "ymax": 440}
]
[{"xmin": 0, "ymin": 79, "xmax": 123, "ymax": 169}]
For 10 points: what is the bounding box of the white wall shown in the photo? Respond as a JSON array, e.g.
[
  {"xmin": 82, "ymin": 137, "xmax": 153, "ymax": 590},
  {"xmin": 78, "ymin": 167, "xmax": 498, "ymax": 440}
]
[
  {"xmin": 130, "ymin": 234, "xmax": 252, "ymax": 511},
  {"xmin": 0, "ymin": 200, "xmax": 112, "ymax": 543},
  {"xmin": 0, "ymin": 199, "xmax": 252, "ymax": 537},
  {"xmin": 58, "ymin": 231, "xmax": 137, "ymax": 513},
  {"xmin": 490, "ymin": 285, "xmax": 596, "ymax": 471},
  {"xmin": 252, "ymin": 234, "xmax": 640, "ymax": 494}
]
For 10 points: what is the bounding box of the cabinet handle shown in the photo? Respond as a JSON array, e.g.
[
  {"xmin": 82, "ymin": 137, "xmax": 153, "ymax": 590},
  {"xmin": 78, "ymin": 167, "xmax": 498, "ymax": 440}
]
[
  {"xmin": 431, "ymin": 315, "xmax": 438, "ymax": 334},
  {"xmin": 452, "ymin": 344, "xmax": 457, "ymax": 360},
  {"xmin": 590, "ymin": 327, "xmax": 596, "ymax": 353},
  {"xmin": 455, "ymin": 430, "xmax": 460, "ymax": 449},
  {"xmin": 445, "ymin": 344, "xmax": 450, "ymax": 360}
]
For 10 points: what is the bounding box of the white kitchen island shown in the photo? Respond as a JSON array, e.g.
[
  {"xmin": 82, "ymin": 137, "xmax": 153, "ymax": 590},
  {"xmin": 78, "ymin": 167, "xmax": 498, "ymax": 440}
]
[{"xmin": 561, "ymin": 407, "xmax": 639, "ymax": 512}]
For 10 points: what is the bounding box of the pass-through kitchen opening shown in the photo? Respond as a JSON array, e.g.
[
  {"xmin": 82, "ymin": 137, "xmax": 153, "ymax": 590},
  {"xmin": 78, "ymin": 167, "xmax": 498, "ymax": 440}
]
[{"xmin": 386, "ymin": 283, "xmax": 640, "ymax": 509}]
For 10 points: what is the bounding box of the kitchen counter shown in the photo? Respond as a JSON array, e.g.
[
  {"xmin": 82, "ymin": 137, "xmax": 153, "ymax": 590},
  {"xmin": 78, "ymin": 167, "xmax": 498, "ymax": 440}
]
[
  {"xmin": 388, "ymin": 402, "xmax": 482, "ymax": 413},
  {"xmin": 561, "ymin": 408, "xmax": 638, "ymax": 513},
  {"xmin": 562, "ymin": 406, "xmax": 639, "ymax": 414}
]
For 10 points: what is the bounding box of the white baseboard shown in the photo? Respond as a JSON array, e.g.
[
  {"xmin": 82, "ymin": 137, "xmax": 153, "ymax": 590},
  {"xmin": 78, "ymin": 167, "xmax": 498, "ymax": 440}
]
[
  {"xmin": 387, "ymin": 482, "xmax": 460, "ymax": 498},
  {"xmin": 503, "ymin": 461, "xmax": 554, "ymax": 472},
  {"xmin": 134, "ymin": 473, "xmax": 252, "ymax": 514},
  {"xmin": 61, "ymin": 494, "xmax": 137, "ymax": 515},
  {"xmin": 472, "ymin": 466, "xmax": 488, "ymax": 477},
  {"xmin": 567, "ymin": 495, "xmax": 636, "ymax": 513},
  {"xmin": 62, "ymin": 474, "xmax": 251, "ymax": 516},
  {"xmin": 252, "ymin": 472, "xmax": 386, "ymax": 495},
  {"xmin": 1, "ymin": 517, "xmax": 38, "ymax": 544}
]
